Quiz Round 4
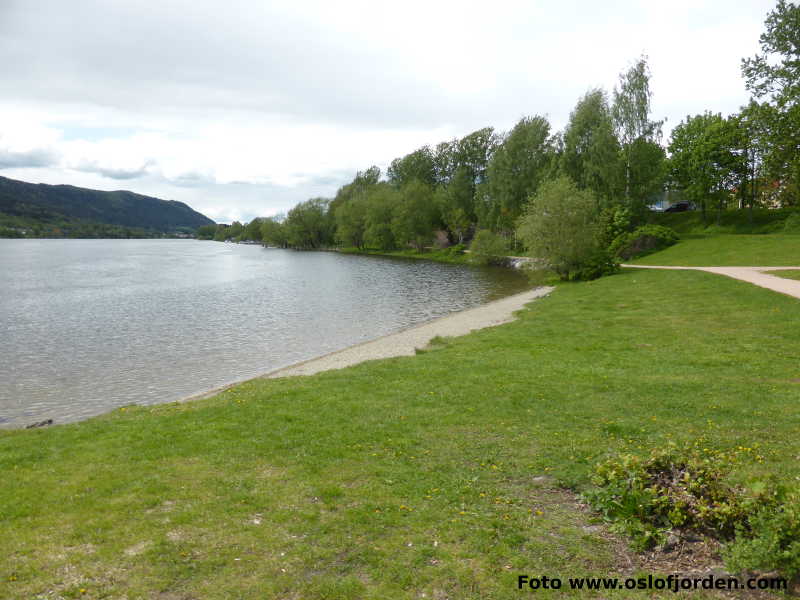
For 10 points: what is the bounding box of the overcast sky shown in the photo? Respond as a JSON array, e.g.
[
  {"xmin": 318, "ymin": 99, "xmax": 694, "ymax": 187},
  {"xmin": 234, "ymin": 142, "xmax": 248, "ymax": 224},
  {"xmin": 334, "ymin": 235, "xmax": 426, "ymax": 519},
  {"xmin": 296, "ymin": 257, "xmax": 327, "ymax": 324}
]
[{"xmin": 0, "ymin": 0, "xmax": 776, "ymax": 223}]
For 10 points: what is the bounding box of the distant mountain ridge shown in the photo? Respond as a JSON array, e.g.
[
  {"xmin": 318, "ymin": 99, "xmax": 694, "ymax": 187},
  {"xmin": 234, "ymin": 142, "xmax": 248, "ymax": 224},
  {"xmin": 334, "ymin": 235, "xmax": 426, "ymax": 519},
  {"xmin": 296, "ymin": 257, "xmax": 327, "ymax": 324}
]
[{"xmin": 0, "ymin": 175, "xmax": 214, "ymax": 232}]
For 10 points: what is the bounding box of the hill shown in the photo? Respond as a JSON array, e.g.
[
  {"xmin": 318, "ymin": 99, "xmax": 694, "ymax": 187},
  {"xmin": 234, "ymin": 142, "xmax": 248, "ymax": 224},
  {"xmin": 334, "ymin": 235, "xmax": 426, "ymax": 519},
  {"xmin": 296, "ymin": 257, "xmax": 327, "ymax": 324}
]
[{"xmin": 0, "ymin": 175, "xmax": 214, "ymax": 237}]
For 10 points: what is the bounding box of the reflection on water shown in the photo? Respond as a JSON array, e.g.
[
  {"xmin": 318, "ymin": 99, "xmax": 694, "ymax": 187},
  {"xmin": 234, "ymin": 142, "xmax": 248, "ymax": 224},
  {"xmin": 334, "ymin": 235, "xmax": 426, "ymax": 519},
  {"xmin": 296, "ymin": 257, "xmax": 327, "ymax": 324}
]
[{"xmin": 0, "ymin": 239, "xmax": 529, "ymax": 427}]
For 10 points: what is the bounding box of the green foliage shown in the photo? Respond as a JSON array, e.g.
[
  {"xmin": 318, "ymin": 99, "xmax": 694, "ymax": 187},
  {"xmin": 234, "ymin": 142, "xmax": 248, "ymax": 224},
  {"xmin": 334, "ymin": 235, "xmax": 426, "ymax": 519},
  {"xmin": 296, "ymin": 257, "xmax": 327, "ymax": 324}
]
[
  {"xmin": 483, "ymin": 116, "xmax": 554, "ymax": 232},
  {"xmin": 668, "ymin": 112, "xmax": 741, "ymax": 219},
  {"xmin": 260, "ymin": 216, "xmax": 288, "ymax": 247},
  {"xmin": 517, "ymin": 176, "xmax": 618, "ymax": 280},
  {"xmin": 585, "ymin": 448, "xmax": 750, "ymax": 549},
  {"xmin": 284, "ymin": 198, "xmax": 335, "ymax": 249},
  {"xmin": 387, "ymin": 148, "xmax": 436, "ymax": 188},
  {"xmin": 597, "ymin": 205, "xmax": 634, "ymax": 248},
  {"xmin": 609, "ymin": 224, "xmax": 678, "ymax": 260},
  {"xmin": 724, "ymin": 491, "xmax": 800, "ymax": 577},
  {"xmin": 468, "ymin": 230, "xmax": 508, "ymax": 265},
  {"xmin": 391, "ymin": 181, "xmax": 438, "ymax": 251},
  {"xmin": 561, "ymin": 89, "xmax": 624, "ymax": 205},
  {"xmin": 741, "ymin": 1, "xmax": 800, "ymax": 206},
  {"xmin": 783, "ymin": 211, "xmax": 800, "ymax": 232},
  {"xmin": 586, "ymin": 445, "xmax": 800, "ymax": 577},
  {"xmin": 611, "ymin": 56, "xmax": 666, "ymax": 209}
]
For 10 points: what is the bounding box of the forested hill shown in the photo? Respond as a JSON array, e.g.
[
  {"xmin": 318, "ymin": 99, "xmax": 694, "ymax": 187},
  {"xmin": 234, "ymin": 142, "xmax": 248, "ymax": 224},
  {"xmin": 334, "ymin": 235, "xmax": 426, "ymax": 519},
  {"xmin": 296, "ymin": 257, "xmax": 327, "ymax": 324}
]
[{"xmin": 0, "ymin": 175, "xmax": 214, "ymax": 235}]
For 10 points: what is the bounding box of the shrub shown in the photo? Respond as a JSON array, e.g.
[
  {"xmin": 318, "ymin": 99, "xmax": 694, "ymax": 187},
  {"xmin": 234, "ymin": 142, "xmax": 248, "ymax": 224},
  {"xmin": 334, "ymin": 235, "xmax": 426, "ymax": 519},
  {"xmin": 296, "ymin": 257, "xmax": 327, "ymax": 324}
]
[
  {"xmin": 585, "ymin": 446, "xmax": 800, "ymax": 578},
  {"xmin": 723, "ymin": 491, "xmax": 800, "ymax": 577},
  {"xmin": 783, "ymin": 212, "xmax": 800, "ymax": 234},
  {"xmin": 469, "ymin": 230, "xmax": 508, "ymax": 265},
  {"xmin": 609, "ymin": 224, "xmax": 679, "ymax": 260},
  {"xmin": 517, "ymin": 176, "xmax": 618, "ymax": 280},
  {"xmin": 598, "ymin": 205, "xmax": 634, "ymax": 248},
  {"xmin": 584, "ymin": 448, "xmax": 747, "ymax": 550}
]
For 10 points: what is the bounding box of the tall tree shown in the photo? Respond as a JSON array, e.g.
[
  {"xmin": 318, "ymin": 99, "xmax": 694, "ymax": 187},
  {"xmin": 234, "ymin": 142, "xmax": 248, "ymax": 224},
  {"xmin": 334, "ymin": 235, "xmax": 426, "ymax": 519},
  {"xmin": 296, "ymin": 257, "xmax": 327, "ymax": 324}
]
[
  {"xmin": 741, "ymin": 0, "xmax": 800, "ymax": 205},
  {"xmin": 391, "ymin": 181, "xmax": 438, "ymax": 251},
  {"xmin": 387, "ymin": 147, "xmax": 437, "ymax": 187},
  {"xmin": 668, "ymin": 112, "xmax": 740, "ymax": 222},
  {"xmin": 484, "ymin": 115, "xmax": 554, "ymax": 233},
  {"xmin": 284, "ymin": 198, "xmax": 334, "ymax": 249},
  {"xmin": 562, "ymin": 89, "xmax": 623, "ymax": 205},
  {"xmin": 612, "ymin": 56, "xmax": 665, "ymax": 206}
]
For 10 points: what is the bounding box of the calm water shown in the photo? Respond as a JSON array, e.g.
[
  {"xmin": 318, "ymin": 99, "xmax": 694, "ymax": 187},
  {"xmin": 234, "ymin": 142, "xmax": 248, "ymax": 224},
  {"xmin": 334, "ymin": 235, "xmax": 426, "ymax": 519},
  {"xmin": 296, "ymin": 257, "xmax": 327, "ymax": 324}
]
[{"xmin": 0, "ymin": 239, "xmax": 528, "ymax": 427}]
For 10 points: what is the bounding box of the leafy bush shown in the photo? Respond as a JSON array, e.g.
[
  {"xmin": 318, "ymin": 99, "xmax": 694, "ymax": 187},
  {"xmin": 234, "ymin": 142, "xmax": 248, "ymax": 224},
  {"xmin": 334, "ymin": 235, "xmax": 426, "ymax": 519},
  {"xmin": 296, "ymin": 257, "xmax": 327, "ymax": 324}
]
[
  {"xmin": 517, "ymin": 176, "xmax": 618, "ymax": 280},
  {"xmin": 598, "ymin": 205, "xmax": 634, "ymax": 248},
  {"xmin": 783, "ymin": 212, "xmax": 800, "ymax": 234},
  {"xmin": 584, "ymin": 448, "xmax": 747, "ymax": 550},
  {"xmin": 609, "ymin": 224, "xmax": 679, "ymax": 260},
  {"xmin": 469, "ymin": 230, "xmax": 508, "ymax": 265},
  {"xmin": 724, "ymin": 491, "xmax": 800, "ymax": 577},
  {"xmin": 585, "ymin": 446, "xmax": 800, "ymax": 577}
]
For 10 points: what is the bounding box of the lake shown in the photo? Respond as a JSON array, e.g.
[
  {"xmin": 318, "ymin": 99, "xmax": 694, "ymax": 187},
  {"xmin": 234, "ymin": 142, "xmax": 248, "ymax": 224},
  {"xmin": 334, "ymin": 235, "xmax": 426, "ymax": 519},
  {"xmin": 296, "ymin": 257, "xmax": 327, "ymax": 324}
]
[{"xmin": 0, "ymin": 239, "xmax": 529, "ymax": 427}]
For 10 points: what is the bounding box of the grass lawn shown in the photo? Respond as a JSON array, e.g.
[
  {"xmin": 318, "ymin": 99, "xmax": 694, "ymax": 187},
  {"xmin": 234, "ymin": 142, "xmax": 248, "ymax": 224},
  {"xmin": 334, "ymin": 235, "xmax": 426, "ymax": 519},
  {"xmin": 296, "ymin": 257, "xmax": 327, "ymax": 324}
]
[
  {"xmin": 2, "ymin": 265, "xmax": 799, "ymax": 598},
  {"xmin": 631, "ymin": 234, "xmax": 800, "ymax": 266},
  {"xmin": 767, "ymin": 269, "xmax": 800, "ymax": 281}
]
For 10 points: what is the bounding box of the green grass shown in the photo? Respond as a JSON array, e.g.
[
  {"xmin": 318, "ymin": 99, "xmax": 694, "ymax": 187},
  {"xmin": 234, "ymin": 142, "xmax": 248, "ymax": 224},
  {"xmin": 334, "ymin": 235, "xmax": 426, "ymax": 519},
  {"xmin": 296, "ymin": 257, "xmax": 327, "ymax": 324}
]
[
  {"xmin": 3, "ymin": 267, "xmax": 800, "ymax": 598},
  {"xmin": 630, "ymin": 234, "xmax": 800, "ymax": 266},
  {"xmin": 650, "ymin": 208, "xmax": 796, "ymax": 235},
  {"xmin": 767, "ymin": 269, "xmax": 800, "ymax": 281}
]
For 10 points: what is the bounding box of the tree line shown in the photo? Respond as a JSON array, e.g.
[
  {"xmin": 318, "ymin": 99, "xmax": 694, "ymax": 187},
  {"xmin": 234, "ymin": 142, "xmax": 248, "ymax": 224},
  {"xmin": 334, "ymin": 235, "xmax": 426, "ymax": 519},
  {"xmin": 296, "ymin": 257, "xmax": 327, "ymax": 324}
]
[{"xmin": 200, "ymin": 2, "xmax": 799, "ymax": 278}]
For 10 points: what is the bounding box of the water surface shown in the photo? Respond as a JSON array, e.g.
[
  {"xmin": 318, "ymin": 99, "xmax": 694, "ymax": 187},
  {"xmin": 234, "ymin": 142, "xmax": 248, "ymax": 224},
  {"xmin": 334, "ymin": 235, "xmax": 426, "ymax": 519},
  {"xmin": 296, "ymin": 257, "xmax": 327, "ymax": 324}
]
[{"xmin": 0, "ymin": 239, "xmax": 528, "ymax": 427}]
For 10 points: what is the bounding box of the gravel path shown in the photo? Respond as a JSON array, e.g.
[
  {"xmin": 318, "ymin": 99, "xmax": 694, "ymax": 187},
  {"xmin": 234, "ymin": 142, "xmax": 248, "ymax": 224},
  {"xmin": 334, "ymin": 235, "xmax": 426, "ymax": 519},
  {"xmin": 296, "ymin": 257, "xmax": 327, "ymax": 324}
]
[
  {"xmin": 265, "ymin": 286, "xmax": 553, "ymax": 378},
  {"xmin": 622, "ymin": 264, "xmax": 800, "ymax": 299}
]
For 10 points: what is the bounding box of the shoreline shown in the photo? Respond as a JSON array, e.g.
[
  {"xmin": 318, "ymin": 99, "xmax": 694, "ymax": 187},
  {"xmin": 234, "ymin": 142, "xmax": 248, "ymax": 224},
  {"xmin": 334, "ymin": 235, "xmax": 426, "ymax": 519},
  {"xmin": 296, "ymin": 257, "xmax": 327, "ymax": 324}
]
[{"xmin": 181, "ymin": 286, "xmax": 552, "ymax": 403}]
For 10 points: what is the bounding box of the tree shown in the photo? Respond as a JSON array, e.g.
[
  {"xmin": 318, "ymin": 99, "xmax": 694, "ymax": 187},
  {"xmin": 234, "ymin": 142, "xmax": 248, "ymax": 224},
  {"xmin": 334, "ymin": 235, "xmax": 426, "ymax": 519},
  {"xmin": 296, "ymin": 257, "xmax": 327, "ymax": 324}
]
[
  {"xmin": 562, "ymin": 89, "xmax": 624, "ymax": 205},
  {"xmin": 741, "ymin": 1, "xmax": 800, "ymax": 204},
  {"xmin": 668, "ymin": 113, "xmax": 740, "ymax": 221},
  {"xmin": 284, "ymin": 198, "xmax": 334, "ymax": 249},
  {"xmin": 612, "ymin": 56, "xmax": 665, "ymax": 206},
  {"xmin": 517, "ymin": 176, "xmax": 613, "ymax": 280},
  {"xmin": 260, "ymin": 216, "xmax": 288, "ymax": 247},
  {"xmin": 362, "ymin": 184, "xmax": 398, "ymax": 250},
  {"xmin": 391, "ymin": 180, "xmax": 438, "ymax": 251},
  {"xmin": 387, "ymin": 147, "xmax": 436, "ymax": 187},
  {"xmin": 484, "ymin": 115, "xmax": 554, "ymax": 233},
  {"xmin": 334, "ymin": 196, "xmax": 368, "ymax": 248},
  {"xmin": 243, "ymin": 218, "xmax": 263, "ymax": 241}
]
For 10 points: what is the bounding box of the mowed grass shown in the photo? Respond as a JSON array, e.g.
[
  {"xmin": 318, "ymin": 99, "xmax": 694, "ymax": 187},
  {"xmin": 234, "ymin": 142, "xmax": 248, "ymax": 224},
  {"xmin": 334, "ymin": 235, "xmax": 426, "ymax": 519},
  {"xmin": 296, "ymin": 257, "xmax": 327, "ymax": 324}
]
[
  {"xmin": 767, "ymin": 269, "xmax": 800, "ymax": 281},
  {"xmin": 2, "ymin": 268, "xmax": 800, "ymax": 598},
  {"xmin": 631, "ymin": 233, "xmax": 800, "ymax": 266}
]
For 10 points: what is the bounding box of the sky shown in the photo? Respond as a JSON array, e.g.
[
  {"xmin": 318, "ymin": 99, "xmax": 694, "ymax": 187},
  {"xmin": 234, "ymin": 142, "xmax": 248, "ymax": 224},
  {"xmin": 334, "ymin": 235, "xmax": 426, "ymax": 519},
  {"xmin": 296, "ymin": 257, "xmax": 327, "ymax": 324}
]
[{"xmin": 0, "ymin": 0, "xmax": 777, "ymax": 223}]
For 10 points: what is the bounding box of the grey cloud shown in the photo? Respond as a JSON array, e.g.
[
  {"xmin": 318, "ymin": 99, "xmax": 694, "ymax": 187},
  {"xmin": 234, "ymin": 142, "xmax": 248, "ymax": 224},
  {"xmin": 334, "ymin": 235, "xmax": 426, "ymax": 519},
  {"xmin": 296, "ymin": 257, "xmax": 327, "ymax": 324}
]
[
  {"xmin": 75, "ymin": 160, "xmax": 153, "ymax": 180},
  {"xmin": 0, "ymin": 147, "xmax": 59, "ymax": 169},
  {"xmin": 0, "ymin": 1, "xmax": 483, "ymax": 130}
]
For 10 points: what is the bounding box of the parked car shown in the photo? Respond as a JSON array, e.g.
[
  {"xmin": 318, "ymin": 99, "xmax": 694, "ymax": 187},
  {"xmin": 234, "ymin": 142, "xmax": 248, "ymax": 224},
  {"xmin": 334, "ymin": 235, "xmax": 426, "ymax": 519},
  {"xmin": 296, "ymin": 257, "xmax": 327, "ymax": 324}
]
[{"xmin": 664, "ymin": 201, "xmax": 696, "ymax": 212}]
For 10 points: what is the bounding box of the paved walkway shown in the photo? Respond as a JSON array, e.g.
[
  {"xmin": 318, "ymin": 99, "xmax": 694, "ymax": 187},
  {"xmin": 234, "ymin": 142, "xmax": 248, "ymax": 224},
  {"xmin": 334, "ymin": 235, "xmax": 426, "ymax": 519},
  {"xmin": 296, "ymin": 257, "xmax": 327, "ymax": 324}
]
[{"xmin": 622, "ymin": 264, "xmax": 800, "ymax": 299}]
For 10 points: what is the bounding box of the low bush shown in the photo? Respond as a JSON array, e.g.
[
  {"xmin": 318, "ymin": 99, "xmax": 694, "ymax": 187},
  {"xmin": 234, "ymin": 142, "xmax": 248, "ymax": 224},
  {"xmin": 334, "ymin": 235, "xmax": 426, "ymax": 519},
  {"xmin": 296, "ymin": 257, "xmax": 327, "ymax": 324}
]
[
  {"xmin": 584, "ymin": 446, "xmax": 800, "ymax": 577},
  {"xmin": 469, "ymin": 230, "xmax": 508, "ymax": 265},
  {"xmin": 783, "ymin": 212, "xmax": 800, "ymax": 234},
  {"xmin": 610, "ymin": 224, "xmax": 679, "ymax": 260}
]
